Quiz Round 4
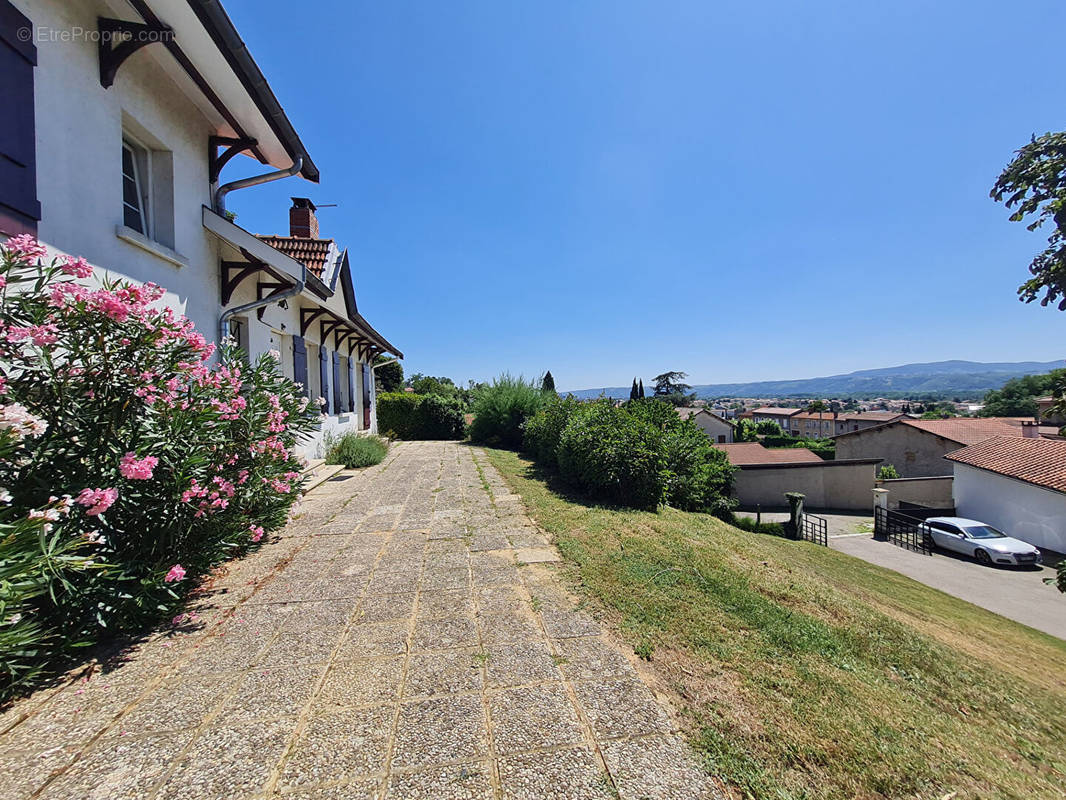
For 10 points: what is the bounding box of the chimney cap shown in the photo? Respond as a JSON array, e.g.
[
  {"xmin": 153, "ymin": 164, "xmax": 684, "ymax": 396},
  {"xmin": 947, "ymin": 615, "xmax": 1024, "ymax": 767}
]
[{"xmin": 290, "ymin": 197, "xmax": 317, "ymax": 211}]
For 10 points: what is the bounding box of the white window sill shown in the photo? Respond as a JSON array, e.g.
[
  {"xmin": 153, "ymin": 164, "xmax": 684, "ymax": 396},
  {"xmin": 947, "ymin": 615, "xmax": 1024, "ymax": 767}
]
[{"xmin": 115, "ymin": 225, "xmax": 188, "ymax": 268}]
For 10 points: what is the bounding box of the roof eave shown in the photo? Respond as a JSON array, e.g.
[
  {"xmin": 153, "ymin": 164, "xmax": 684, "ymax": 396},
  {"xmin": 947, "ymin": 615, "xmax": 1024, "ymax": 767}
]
[{"xmin": 183, "ymin": 0, "xmax": 320, "ymax": 182}]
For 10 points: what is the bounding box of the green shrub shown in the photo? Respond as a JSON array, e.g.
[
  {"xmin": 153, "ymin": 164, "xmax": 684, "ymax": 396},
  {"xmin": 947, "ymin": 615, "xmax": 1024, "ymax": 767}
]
[
  {"xmin": 0, "ymin": 238, "xmax": 314, "ymax": 700},
  {"xmin": 755, "ymin": 419, "xmax": 785, "ymax": 436},
  {"xmin": 522, "ymin": 394, "xmax": 582, "ymax": 467},
  {"xmin": 377, "ymin": 392, "xmax": 464, "ymax": 440},
  {"xmin": 557, "ymin": 400, "xmax": 666, "ymax": 509},
  {"xmin": 877, "ymin": 464, "xmax": 901, "ymax": 480},
  {"xmin": 468, "ymin": 375, "xmax": 547, "ymax": 449},
  {"xmin": 762, "ymin": 435, "xmax": 835, "ymax": 460},
  {"xmin": 418, "ymin": 393, "xmax": 466, "ymax": 439},
  {"xmin": 730, "ymin": 514, "xmax": 787, "ymax": 536},
  {"xmin": 326, "ymin": 433, "xmax": 388, "ymax": 468},
  {"xmin": 627, "ymin": 399, "xmax": 735, "ymax": 513}
]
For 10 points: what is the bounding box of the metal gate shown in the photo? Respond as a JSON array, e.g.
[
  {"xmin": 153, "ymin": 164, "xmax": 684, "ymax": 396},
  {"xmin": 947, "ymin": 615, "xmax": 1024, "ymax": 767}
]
[
  {"xmin": 798, "ymin": 512, "xmax": 828, "ymax": 546},
  {"xmin": 873, "ymin": 506, "xmax": 931, "ymax": 554}
]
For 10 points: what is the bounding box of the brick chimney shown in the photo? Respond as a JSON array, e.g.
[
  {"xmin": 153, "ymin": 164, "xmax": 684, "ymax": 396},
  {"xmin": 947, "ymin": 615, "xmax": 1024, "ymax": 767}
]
[
  {"xmin": 289, "ymin": 197, "xmax": 319, "ymax": 238},
  {"xmin": 1021, "ymin": 420, "xmax": 1040, "ymax": 438}
]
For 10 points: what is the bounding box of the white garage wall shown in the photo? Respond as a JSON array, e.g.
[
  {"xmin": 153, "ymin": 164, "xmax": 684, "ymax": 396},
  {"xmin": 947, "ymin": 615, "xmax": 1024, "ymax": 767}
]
[{"xmin": 953, "ymin": 464, "xmax": 1066, "ymax": 552}]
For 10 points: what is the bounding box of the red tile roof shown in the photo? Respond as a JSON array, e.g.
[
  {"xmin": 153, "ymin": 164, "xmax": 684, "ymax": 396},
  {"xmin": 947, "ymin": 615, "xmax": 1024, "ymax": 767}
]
[
  {"xmin": 833, "ymin": 416, "xmax": 1030, "ymax": 444},
  {"xmin": 901, "ymin": 417, "xmax": 1030, "ymax": 445},
  {"xmin": 945, "ymin": 436, "xmax": 1066, "ymax": 494},
  {"xmin": 751, "ymin": 407, "xmax": 802, "ymax": 416},
  {"xmin": 714, "ymin": 443, "xmax": 823, "ymax": 466},
  {"xmin": 839, "ymin": 411, "xmax": 903, "ymax": 422},
  {"xmin": 257, "ymin": 235, "xmax": 334, "ymax": 278}
]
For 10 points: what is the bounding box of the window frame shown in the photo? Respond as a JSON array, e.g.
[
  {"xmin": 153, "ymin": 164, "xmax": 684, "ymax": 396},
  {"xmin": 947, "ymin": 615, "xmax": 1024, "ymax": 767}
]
[{"xmin": 121, "ymin": 136, "xmax": 152, "ymax": 237}]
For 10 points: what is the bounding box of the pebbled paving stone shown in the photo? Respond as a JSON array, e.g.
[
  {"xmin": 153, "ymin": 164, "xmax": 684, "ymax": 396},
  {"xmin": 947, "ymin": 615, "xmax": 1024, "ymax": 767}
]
[{"xmin": 0, "ymin": 442, "xmax": 720, "ymax": 800}]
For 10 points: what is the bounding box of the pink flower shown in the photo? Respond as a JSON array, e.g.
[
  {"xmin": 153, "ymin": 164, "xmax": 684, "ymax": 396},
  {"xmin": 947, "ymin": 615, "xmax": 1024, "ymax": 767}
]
[
  {"xmin": 30, "ymin": 324, "xmax": 59, "ymax": 346},
  {"xmin": 164, "ymin": 564, "xmax": 186, "ymax": 583},
  {"xmin": 59, "ymin": 255, "xmax": 93, "ymax": 279},
  {"xmin": 119, "ymin": 452, "xmax": 158, "ymax": 480},
  {"xmin": 249, "ymin": 524, "xmax": 264, "ymax": 542},
  {"xmin": 4, "ymin": 234, "xmax": 46, "ymax": 260},
  {"xmin": 76, "ymin": 487, "xmax": 118, "ymax": 516}
]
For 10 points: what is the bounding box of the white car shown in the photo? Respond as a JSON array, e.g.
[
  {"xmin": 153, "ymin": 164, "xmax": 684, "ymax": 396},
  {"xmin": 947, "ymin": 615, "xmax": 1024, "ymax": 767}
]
[{"xmin": 919, "ymin": 517, "xmax": 1042, "ymax": 566}]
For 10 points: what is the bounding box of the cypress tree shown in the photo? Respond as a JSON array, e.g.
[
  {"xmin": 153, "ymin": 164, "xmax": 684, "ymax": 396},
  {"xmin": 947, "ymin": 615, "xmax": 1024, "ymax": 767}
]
[
  {"xmin": 630, "ymin": 378, "xmax": 639, "ymax": 400},
  {"xmin": 541, "ymin": 371, "xmax": 556, "ymax": 393},
  {"xmin": 638, "ymin": 379, "xmax": 645, "ymax": 398}
]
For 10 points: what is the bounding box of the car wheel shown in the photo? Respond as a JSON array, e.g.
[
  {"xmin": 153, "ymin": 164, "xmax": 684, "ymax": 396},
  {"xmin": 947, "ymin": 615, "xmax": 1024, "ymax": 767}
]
[{"xmin": 974, "ymin": 549, "xmax": 993, "ymax": 566}]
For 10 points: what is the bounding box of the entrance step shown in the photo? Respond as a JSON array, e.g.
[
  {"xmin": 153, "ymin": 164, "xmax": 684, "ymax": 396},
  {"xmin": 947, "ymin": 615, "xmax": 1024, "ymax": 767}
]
[{"xmin": 301, "ymin": 461, "xmax": 346, "ymax": 494}]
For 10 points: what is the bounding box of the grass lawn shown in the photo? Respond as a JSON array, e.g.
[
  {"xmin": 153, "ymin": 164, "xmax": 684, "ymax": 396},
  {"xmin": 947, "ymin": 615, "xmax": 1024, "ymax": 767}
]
[{"xmin": 481, "ymin": 447, "xmax": 1066, "ymax": 800}]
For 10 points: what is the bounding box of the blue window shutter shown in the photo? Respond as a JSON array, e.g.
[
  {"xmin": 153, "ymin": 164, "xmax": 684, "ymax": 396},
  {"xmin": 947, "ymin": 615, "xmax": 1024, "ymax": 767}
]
[
  {"xmin": 292, "ymin": 336, "xmax": 308, "ymax": 396},
  {"xmin": 362, "ymin": 363, "xmax": 372, "ymax": 429},
  {"xmin": 0, "ymin": 1, "xmax": 40, "ymax": 236},
  {"xmin": 332, "ymin": 350, "xmax": 341, "ymax": 413},
  {"xmin": 319, "ymin": 346, "xmax": 330, "ymax": 414},
  {"xmin": 348, "ymin": 357, "xmax": 356, "ymax": 413}
]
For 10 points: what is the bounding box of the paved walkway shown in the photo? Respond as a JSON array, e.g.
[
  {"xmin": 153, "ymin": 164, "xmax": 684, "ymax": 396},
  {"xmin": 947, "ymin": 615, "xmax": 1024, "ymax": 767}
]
[{"xmin": 0, "ymin": 442, "xmax": 718, "ymax": 800}]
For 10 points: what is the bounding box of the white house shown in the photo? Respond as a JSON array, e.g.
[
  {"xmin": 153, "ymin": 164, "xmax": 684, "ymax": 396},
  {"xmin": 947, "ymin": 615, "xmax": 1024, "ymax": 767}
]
[
  {"xmin": 1, "ymin": 0, "xmax": 401, "ymax": 456},
  {"xmin": 945, "ymin": 436, "xmax": 1066, "ymax": 553}
]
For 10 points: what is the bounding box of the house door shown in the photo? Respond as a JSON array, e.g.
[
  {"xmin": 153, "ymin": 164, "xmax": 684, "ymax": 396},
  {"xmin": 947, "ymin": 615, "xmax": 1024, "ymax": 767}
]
[{"xmin": 362, "ymin": 363, "xmax": 372, "ymax": 429}]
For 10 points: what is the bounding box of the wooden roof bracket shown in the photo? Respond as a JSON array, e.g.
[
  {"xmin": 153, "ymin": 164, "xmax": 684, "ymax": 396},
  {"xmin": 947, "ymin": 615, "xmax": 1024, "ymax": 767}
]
[
  {"xmin": 98, "ymin": 18, "xmax": 172, "ymax": 88},
  {"xmin": 209, "ymin": 135, "xmax": 258, "ymax": 184}
]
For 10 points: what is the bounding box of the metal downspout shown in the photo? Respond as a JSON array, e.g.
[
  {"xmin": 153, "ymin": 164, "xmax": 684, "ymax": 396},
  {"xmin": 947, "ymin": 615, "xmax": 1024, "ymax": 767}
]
[
  {"xmin": 214, "ymin": 156, "xmax": 303, "ymax": 215},
  {"xmin": 215, "ymin": 155, "xmax": 307, "ymax": 346},
  {"xmin": 219, "ymin": 267, "xmax": 306, "ymax": 347}
]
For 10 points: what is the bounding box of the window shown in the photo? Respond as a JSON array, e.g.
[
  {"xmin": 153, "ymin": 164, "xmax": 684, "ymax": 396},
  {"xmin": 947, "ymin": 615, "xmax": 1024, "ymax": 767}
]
[{"xmin": 122, "ymin": 139, "xmax": 151, "ymax": 235}]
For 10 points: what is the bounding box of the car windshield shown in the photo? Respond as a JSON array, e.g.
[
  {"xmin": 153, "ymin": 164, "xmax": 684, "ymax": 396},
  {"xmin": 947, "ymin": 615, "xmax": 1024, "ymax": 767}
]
[{"xmin": 964, "ymin": 525, "xmax": 1006, "ymax": 539}]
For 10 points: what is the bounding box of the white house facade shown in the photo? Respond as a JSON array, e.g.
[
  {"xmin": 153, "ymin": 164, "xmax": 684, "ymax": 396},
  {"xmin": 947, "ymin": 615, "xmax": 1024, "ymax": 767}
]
[
  {"xmin": 1, "ymin": 0, "xmax": 401, "ymax": 457},
  {"xmin": 946, "ymin": 436, "xmax": 1066, "ymax": 554}
]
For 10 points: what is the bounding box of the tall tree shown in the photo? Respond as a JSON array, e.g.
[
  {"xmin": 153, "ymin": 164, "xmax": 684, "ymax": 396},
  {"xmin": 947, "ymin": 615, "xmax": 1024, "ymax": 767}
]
[
  {"xmin": 652, "ymin": 371, "xmax": 691, "ymax": 396},
  {"xmin": 638, "ymin": 379, "xmax": 645, "ymax": 398},
  {"xmin": 992, "ymin": 132, "xmax": 1066, "ymax": 309},
  {"xmin": 541, "ymin": 371, "xmax": 556, "ymax": 394},
  {"xmin": 374, "ymin": 357, "xmax": 403, "ymax": 393},
  {"xmin": 629, "ymin": 378, "xmax": 639, "ymax": 401}
]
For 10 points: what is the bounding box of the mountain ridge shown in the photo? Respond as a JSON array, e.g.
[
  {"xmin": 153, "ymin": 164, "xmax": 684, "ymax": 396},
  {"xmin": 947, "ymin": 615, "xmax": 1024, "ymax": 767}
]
[{"xmin": 564, "ymin": 359, "xmax": 1066, "ymax": 400}]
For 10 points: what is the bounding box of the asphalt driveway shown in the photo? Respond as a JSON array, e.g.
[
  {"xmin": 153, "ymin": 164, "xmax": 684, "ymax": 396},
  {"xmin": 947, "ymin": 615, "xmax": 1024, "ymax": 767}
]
[
  {"xmin": 736, "ymin": 510, "xmax": 1066, "ymax": 640},
  {"xmin": 831, "ymin": 532, "xmax": 1066, "ymax": 641}
]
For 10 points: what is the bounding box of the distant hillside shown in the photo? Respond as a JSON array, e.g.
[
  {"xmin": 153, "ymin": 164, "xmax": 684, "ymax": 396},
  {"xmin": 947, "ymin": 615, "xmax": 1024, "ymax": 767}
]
[{"xmin": 567, "ymin": 360, "xmax": 1066, "ymax": 400}]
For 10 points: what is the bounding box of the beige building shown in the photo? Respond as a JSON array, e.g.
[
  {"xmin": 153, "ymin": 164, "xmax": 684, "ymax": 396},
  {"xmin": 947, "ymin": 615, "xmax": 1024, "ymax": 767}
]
[
  {"xmin": 834, "ymin": 417, "xmax": 1031, "ymax": 478},
  {"xmin": 714, "ymin": 443, "xmax": 879, "ymax": 511},
  {"xmin": 677, "ymin": 407, "xmax": 735, "ymax": 444},
  {"xmin": 750, "ymin": 406, "xmax": 802, "ymax": 430}
]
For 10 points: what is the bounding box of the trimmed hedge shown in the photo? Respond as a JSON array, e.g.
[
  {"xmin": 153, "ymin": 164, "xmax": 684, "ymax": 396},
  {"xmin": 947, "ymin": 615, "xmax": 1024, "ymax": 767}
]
[
  {"xmin": 377, "ymin": 392, "xmax": 465, "ymax": 440},
  {"xmin": 524, "ymin": 397, "xmax": 736, "ymax": 513},
  {"xmin": 557, "ymin": 400, "xmax": 667, "ymax": 509}
]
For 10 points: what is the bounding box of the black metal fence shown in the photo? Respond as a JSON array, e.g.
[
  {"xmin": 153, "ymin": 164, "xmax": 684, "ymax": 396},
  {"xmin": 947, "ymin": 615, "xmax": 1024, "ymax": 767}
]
[
  {"xmin": 873, "ymin": 506, "xmax": 932, "ymax": 554},
  {"xmin": 798, "ymin": 512, "xmax": 828, "ymax": 546}
]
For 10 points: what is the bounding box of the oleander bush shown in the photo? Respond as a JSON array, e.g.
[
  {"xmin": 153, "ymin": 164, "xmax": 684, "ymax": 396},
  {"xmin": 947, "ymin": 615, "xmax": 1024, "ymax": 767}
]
[
  {"xmin": 468, "ymin": 374, "xmax": 547, "ymax": 449},
  {"xmin": 0, "ymin": 236, "xmax": 316, "ymax": 701},
  {"xmin": 326, "ymin": 432, "xmax": 388, "ymax": 468},
  {"xmin": 377, "ymin": 392, "xmax": 464, "ymax": 440}
]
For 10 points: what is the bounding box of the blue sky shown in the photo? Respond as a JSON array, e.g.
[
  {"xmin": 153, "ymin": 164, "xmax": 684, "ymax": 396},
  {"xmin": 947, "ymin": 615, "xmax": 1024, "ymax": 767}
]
[{"xmin": 223, "ymin": 0, "xmax": 1066, "ymax": 392}]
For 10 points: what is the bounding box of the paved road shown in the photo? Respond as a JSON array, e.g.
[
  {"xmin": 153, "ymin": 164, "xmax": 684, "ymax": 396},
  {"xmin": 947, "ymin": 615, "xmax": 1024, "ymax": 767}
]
[
  {"xmin": 0, "ymin": 442, "xmax": 718, "ymax": 800},
  {"xmin": 831, "ymin": 533, "xmax": 1066, "ymax": 641}
]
